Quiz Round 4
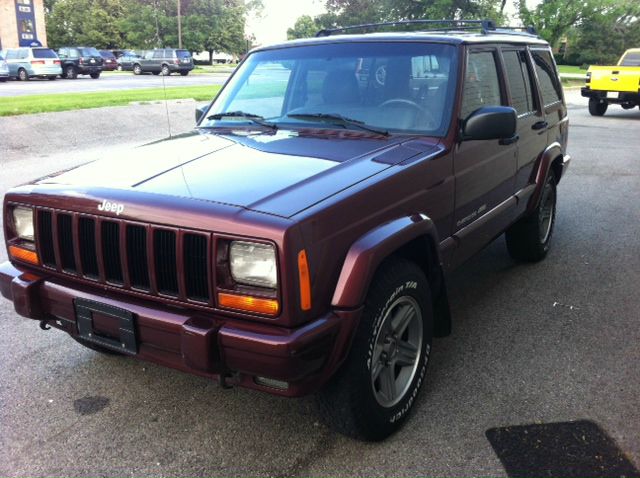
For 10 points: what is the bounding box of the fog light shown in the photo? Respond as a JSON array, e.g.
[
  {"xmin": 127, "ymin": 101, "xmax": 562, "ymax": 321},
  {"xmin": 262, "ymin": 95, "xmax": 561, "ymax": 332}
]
[{"xmin": 254, "ymin": 376, "xmax": 289, "ymax": 390}]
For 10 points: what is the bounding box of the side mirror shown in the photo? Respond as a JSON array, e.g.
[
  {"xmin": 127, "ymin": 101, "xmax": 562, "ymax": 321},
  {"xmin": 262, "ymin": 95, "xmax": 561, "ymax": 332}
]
[
  {"xmin": 195, "ymin": 104, "xmax": 208, "ymax": 123},
  {"xmin": 461, "ymin": 106, "xmax": 517, "ymax": 142}
]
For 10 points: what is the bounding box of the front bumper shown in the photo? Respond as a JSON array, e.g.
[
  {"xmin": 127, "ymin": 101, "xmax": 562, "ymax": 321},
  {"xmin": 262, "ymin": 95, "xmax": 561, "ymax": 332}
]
[{"xmin": 0, "ymin": 261, "xmax": 361, "ymax": 396}]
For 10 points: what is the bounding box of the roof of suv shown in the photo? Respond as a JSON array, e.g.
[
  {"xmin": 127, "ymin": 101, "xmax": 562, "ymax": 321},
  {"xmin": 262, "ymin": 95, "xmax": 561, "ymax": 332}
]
[{"xmin": 257, "ymin": 30, "xmax": 549, "ymax": 53}]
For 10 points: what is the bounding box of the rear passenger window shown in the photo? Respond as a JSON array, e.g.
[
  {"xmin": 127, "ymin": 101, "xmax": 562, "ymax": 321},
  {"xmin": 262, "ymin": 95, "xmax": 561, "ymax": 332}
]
[
  {"xmin": 531, "ymin": 50, "xmax": 562, "ymax": 107},
  {"xmin": 461, "ymin": 51, "xmax": 502, "ymax": 119},
  {"xmin": 503, "ymin": 50, "xmax": 536, "ymax": 115}
]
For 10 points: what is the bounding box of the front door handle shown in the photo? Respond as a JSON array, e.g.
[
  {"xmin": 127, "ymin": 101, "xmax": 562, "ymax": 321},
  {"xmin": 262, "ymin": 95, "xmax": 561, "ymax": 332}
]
[
  {"xmin": 532, "ymin": 121, "xmax": 548, "ymax": 130},
  {"xmin": 499, "ymin": 134, "xmax": 520, "ymax": 146}
]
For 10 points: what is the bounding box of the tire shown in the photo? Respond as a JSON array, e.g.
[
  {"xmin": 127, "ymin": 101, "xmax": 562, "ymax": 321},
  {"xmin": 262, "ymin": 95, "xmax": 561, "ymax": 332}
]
[
  {"xmin": 0, "ymin": 78, "xmax": 7, "ymax": 82},
  {"xmin": 71, "ymin": 336, "xmax": 123, "ymax": 356},
  {"xmin": 64, "ymin": 65, "xmax": 77, "ymax": 79},
  {"xmin": 18, "ymin": 68, "xmax": 29, "ymax": 81},
  {"xmin": 316, "ymin": 258, "xmax": 433, "ymax": 441},
  {"xmin": 161, "ymin": 64, "xmax": 170, "ymax": 76},
  {"xmin": 48, "ymin": 76, "xmax": 56, "ymax": 80},
  {"xmin": 133, "ymin": 64, "xmax": 142, "ymax": 75},
  {"xmin": 117, "ymin": 65, "xmax": 123, "ymax": 71},
  {"xmin": 505, "ymin": 170, "xmax": 557, "ymax": 262},
  {"xmin": 180, "ymin": 71, "xmax": 189, "ymax": 76},
  {"xmin": 90, "ymin": 72, "xmax": 100, "ymax": 79},
  {"xmin": 152, "ymin": 71, "xmax": 160, "ymax": 75},
  {"xmin": 588, "ymin": 97, "xmax": 607, "ymax": 116}
]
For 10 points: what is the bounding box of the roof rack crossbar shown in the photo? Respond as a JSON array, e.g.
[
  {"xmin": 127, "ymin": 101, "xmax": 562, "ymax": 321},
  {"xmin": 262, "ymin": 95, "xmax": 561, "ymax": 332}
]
[
  {"xmin": 316, "ymin": 19, "xmax": 496, "ymax": 37},
  {"xmin": 315, "ymin": 19, "xmax": 539, "ymax": 38}
]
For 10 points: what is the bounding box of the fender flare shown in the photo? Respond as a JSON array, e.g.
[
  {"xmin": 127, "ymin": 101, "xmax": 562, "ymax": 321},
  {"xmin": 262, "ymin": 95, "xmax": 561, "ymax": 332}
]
[
  {"xmin": 331, "ymin": 214, "xmax": 443, "ymax": 309},
  {"xmin": 527, "ymin": 142, "xmax": 564, "ymax": 214}
]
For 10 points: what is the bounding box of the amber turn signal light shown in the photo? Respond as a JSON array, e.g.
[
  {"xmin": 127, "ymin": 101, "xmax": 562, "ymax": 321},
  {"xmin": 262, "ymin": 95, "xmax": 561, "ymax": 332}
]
[
  {"xmin": 8, "ymin": 245, "xmax": 39, "ymax": 265},
  {"xmin": 298, "ymin": 250, "xmax": 312, "ymax": 311},
  {"xmin": 218, "ymin": 292, "xmax": 280, "ymax": 316}
]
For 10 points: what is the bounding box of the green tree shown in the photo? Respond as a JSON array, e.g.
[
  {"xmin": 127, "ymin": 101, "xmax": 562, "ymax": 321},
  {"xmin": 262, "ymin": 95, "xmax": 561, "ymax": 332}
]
[
  {"xmin": 517, "ymin": 0, "xmax": 607, "ymax": 49},
  {"xmin": 566, "ymin": 0, "xmax": 640, "ymax": 65},
  {"xmin": 287, "ymin": 14, "xmax": 320, "ymax": 39}
]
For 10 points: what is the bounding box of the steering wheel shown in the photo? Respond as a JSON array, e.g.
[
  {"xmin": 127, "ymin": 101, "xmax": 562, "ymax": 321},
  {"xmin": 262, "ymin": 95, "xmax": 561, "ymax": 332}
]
[{"xmin": 379, "ymin": 98, "xmax": 437, "ymax": 130}]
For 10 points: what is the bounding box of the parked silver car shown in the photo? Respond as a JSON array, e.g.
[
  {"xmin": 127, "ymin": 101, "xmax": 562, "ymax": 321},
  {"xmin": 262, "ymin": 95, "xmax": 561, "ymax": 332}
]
[
  {"xmin": 0, "ymin": 52, "xmax": 9, "ymax": 82},
  {"xmin": 1, "ymin": 47, "xmax": 62, "ymax": 81}
]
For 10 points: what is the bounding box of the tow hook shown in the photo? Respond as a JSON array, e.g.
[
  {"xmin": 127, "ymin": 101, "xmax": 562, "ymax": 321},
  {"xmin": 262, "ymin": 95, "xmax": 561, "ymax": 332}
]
[{"xmin": 39, "ymin": 320, "xmax": 51, "ymax": 330}]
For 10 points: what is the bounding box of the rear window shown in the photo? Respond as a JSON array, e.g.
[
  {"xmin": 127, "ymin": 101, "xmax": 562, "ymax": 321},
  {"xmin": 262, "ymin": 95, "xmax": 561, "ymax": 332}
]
[
  {"xmin": 620, "ymin": 52, "xmax": 640, "ymax": 66},
  {"xmin": 32, "ymin": 48, "xmax": 57, "ymax": 59},
  {"xmin": 100, "ymin": 50, "xmax": 115, "ymax": 59},
  {"xmin": 176, "ymin": 50, "xmax": 191, "ymax": 59},
  {"xmin": 79, "ymin": 47, "xmax": 100, "ymax": 57}
]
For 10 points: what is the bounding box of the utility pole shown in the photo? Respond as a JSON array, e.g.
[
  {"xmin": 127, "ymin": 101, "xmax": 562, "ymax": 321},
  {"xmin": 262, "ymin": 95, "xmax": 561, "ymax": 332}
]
[{"xmin": 177, "ymin": 0, "xmax": 182, "ymax": 49}]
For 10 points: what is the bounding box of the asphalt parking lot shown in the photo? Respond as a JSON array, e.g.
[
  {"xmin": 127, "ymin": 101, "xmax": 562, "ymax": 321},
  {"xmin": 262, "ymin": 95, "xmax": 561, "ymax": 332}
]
[
  {"xmin": 0, "ymin": 89, "xmax": 639, "ymax": 476},
  {"xmin": 0, "ymin": 72, "xmax": 229, "ymax": 97}
]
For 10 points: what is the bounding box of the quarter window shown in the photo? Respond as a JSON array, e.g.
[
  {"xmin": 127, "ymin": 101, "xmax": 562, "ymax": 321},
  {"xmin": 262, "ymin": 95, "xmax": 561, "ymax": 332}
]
[
  {"xmin": 532, "ymin": 50, "xmax": 562, "ymax": 106},
  {"xmin": 503, "ymin": 50, "xmax": 536, "ymax": 115},
  {"xmin": 461, "ymin": 51, "xmax": 502, "ymax": 119}
]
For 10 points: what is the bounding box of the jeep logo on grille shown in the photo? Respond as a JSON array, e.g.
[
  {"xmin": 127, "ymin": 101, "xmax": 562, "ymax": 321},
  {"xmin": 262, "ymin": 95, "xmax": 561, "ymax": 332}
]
[{"xmin": 98, "ymin": 200, "xmax": 124, "ymax": 216}]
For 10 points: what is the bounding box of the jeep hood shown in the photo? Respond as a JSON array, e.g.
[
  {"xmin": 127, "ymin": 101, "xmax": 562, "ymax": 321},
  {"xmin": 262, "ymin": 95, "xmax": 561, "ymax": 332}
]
[{"xmin": 36, "ymin": 130, "xmax": 440, "ymax": 218}]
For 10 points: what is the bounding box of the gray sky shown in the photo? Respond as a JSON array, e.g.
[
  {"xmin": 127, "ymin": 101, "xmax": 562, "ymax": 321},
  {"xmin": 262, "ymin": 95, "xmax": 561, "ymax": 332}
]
[
  {"xmin": 245, "ymin": 0, "xmax": 533, "ymax": 46},
  {"xmin": 246, "ymin": 0, "xmax": 327, "ymax": 45}
]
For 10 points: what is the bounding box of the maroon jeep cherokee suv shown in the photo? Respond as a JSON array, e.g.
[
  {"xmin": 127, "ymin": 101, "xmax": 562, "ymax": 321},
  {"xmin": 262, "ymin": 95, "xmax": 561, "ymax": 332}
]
[{"xmin": 1, "ymin": 20, "xmax": 569, "ymax": 440}]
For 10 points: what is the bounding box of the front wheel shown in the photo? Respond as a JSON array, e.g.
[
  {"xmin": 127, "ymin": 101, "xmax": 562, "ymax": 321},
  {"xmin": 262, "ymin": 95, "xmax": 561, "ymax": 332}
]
[
  {"xmin": 588, "ymin": 97, "xmax": 607, "ymax": 116},
  {"xmin": 160, "ymin": 65, "xmax": 170, "ymax": 76},
  {"xmin": 505, "ymin": 170, "xmax": 557, "ymax": 262},
  {"xmin": 90, "ymin": 72, "xmax": 100, "ymax": 79},
  {"xmin": 117, "ymin": 65, "xmax": 123, "ymax": 71},
  {"xmin": 180, "ymin": 71, "xmax": 189, "ymax": 76},
  {"xmin": 18, "ymin": 68, "xmax": 29, "ymax": 81},
  {"xmin": 64, "ymin": 65, "xmax": 77, "ymax": 79},
  {"xmin": 316, "ymin": 258, "xmax": 433, "ymax": 441},
  {"xmin": 132, "ymin": 64, "xmax": 142, "ymax": 75}
]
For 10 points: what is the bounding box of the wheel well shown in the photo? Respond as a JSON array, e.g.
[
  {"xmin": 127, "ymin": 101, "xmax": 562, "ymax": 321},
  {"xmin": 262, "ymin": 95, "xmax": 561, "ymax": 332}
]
[
  {"xmin": 390, "ymin": 235, "xmax": 451, "ymax": 337},
  {"xmin": 551, "ymin": 155, "xmax": 564, "ymax": 185}
]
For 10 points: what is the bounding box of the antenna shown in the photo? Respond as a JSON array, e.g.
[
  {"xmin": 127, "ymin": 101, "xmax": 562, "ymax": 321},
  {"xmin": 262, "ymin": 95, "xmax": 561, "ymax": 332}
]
[{"xmin": 161, "ymin": 61, "xmax": 172, "ymax": 139}]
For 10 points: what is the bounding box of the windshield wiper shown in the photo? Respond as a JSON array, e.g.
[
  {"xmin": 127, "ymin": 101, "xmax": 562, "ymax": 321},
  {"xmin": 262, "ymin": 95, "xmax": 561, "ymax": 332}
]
[
  {"xmin": 287, "ymin": 113, "xmax": 389, "ymax": 136},
  {"xmin": 205, "ymin": 111, "xmax": 277, "ymax": 130}
]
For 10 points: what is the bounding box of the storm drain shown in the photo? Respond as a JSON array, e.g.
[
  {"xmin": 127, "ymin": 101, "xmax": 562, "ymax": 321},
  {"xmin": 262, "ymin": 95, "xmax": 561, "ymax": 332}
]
[{"xmin": 486, "ymin": 420, "xmax": 639, "ymax": 478}]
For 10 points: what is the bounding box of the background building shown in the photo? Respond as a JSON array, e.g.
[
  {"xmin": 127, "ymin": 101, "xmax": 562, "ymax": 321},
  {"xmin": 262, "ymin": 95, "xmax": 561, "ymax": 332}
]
[{"xmin": 0, "ymin": 0, "xmax": 47, "ymax": 50}]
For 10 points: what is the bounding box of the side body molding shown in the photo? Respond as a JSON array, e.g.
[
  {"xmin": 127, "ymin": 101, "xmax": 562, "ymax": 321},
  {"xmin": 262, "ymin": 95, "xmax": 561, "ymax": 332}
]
[{"xmin": 331, "ymin": 215, "xmax": 442, "ymax": 309}]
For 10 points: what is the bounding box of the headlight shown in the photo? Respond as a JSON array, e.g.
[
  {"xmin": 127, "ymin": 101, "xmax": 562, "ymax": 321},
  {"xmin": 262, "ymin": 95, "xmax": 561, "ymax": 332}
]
[
  {"xmin": 13, "ymin": 206, "xmax": 34, "ymax": 242},
  {"xmin": 230, "ymin": 241, "xmax": 277, "ymax": 289}
]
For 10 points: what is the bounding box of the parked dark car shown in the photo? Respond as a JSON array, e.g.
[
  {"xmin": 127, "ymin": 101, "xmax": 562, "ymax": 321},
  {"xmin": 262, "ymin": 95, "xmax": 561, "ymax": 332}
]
[
  {"xmin": 1, "ymin": 20, "xmax": 569, "ymax": 441},
  {"xmin": 132, "ymin": 48, "xmax": 194, "ymax": 76},
  {"xmin": 99, "ymin": 50, "xmax": 118, "ymax": 71},
  {"xmin": 57, "ymin": 46, "xmax": 104, "ymax": 79},
  {"xmin": 116, "ymin": 51, "xmax": 142, "ymax": 71}
]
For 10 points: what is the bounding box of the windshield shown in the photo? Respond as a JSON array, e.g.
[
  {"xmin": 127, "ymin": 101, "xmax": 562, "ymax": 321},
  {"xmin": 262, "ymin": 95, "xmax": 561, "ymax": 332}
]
[
  {"xmin": 79, "ymin": 47, "xmax": 100, "ymax": 57},
  {"xmin": 202, "ymin": 42, "xmax": 458, "ymax": 136},
  {"xmin": 620, "ymin": 51, "xmax": 640, "ymax": 66},
  {"xmin": 32, "ymin": 48, "xmax": 57, "ymax": 59}
]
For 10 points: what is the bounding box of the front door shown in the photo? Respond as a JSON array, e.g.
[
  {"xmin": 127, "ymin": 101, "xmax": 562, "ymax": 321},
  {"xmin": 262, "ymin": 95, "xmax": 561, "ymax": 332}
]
[{"xmin": 452, "ymin": 47, "xmax": 518, "ymax": 267}]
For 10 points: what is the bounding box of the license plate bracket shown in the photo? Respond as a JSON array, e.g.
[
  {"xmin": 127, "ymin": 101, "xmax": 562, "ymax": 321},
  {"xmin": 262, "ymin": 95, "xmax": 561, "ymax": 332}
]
[{"xmin": 75, "ymin": 298, "xmax": 137, "ymax": 355}]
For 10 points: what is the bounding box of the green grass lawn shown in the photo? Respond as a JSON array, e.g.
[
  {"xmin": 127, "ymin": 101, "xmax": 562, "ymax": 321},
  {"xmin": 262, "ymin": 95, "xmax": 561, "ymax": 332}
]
[
  {"xmin": 558, "ymin": 65, "xmax": 587, "ymax": 74},
  {"xmin": 0, "ymin": 85, "xmax": 221, "ymax": 116}
]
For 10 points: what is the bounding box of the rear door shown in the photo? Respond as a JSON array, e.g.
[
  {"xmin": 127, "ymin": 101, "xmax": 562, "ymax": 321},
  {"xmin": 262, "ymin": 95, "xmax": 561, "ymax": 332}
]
[
  {"xmin": 452, "ymin": 46, "xmax": 518, "ymax": 267},
  {"xmin": 500, "ymin": 47, "xmax": 547, "ymax": 203},
  {"xmin": 530, "ymin": 49, "xmax": 567, "ymax": 154}
]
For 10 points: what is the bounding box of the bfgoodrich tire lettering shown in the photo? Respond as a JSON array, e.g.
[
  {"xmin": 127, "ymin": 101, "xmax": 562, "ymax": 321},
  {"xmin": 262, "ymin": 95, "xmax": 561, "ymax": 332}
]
[{"xmin": 316, "ymin": 258, "xmax": 433, "ymax": 441}]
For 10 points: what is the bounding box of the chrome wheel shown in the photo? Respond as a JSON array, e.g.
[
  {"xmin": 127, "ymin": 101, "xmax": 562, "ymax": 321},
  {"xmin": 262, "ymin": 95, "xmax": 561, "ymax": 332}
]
[
  {"xmin": 538, "ymin": 180, "xmax": 555, "ymax": 244},
  {"xmin": 371, "ymin": 296, "xmax": 423, "ymax": 407}
]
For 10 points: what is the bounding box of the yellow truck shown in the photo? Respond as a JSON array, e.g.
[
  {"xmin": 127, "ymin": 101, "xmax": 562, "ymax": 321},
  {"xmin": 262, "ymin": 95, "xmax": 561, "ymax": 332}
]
[{"xmin": 581, "ymin": 48, "xmax": 640, "ymax": 116}]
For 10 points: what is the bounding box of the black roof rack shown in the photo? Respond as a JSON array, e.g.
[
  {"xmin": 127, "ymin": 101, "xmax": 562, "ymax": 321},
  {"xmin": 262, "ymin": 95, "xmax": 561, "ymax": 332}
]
[{"xmin": 315, "ymin": 19, "xmax": 538, "ymax": 38}]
